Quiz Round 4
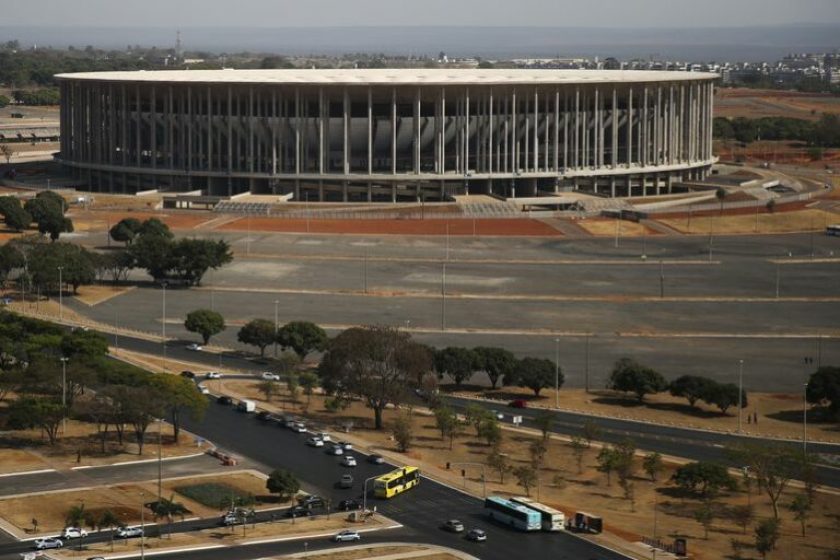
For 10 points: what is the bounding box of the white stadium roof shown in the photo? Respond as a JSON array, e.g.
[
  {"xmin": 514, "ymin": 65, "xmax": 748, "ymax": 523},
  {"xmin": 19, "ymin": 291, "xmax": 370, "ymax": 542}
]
[{"xmin": 55, "ymin": 68, "xmax": 718, "ymax": 86}]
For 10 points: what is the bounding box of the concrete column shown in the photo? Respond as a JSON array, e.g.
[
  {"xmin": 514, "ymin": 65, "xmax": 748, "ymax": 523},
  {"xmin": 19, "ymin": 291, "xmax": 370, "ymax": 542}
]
[
  {"xmin": 415, "ymin": 87, "xmax": 421, "ymax": 174},
  {"xmin": 465, "ymin": 88, "xmax": 470, "ymax": 173},
  {"xmin": 553, "ymin": 90, "xmax": 560, "ymax": 172},
  {"xmin": 532, "ymin": 90, "xmax": 539, "ymax": 171},
  {"xmin": 562, "ymin": 92, "xmax": 569, "ymax": 170},
  {"xmin": 441, "ymin": 88, "xmax": 446, "ymax": 175},
  {"xmin": 611, "ymin": 87, "xmax": 618, "ymax": 168},
  {"xmin": 295, "ymin": 88, "xmax": 301, "ymax": 175},
  {"xmin": 574, "ymin": 88, "xmax": 580, "ymax": 169},
  {"xmin": 368, "ymin": 87, "xmax": 373, "ymax": 176},
  {"xmin": 489, "ymin": 89, "xmax": 495, "ymax": 174},
  {"xmin": 227, "ymin": 86, "xmax": 233, "ymax": 178},
  {"xmin": 512, "ymin": 90, "xmax": 518, "ymax": 173},
  {"xmin": 343, "ymin": 88, "xmax": 350, "ymax": 175},
  {"xmin": 391, "ymin": 88, "xmax": 397, "ymax": 174}
]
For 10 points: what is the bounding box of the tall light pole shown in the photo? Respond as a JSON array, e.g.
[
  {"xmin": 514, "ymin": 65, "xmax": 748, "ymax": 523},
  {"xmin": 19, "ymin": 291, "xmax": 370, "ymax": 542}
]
[
  {"xmin": 554, "ymin": 338, "xmax": 560, "ymax": 409},
  {"xmin": 157, "ymin": 417, "xmax": 163, "ymax": 501},
  {"xmin": 60, "ymin": 356, "xmax": 69, "ymax": 434},
  {"xmin": 362, "ymin": 475, "xmax": 379, "ymax": 517},
  {"xmin": 274, "ymin": 300, "xmax": 280, "ymax": 357},
  {"xmin": 140, "ymin": 492, "xmax": 146, "ymax": 560},
  {"xmin": 803, "ymin": 382, "xmax": 809, "ymax": 455},
  {"xmin": 584, "ymin": 334, "xmax": 591, "ymax": 394},
  {"xmin": 737, "ymin": 359, "xmax": 744, "ymax": 433},
  {"xmin": 161, "ymin": 281, "xmax": 168, "ymax": 373},
  {"xmin": 57, "ymin": 266, "xmax": 63, "ymax": 320},
  {"xmin": 441, "ymin": 262, "xmax": 447, "ymax": 332}
]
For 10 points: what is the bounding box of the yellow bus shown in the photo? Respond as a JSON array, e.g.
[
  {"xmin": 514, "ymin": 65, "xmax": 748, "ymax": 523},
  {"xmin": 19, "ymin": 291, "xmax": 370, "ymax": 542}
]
[{"xmin": 373, "ymin": 466, "xmax": 420, "ymax": 499}]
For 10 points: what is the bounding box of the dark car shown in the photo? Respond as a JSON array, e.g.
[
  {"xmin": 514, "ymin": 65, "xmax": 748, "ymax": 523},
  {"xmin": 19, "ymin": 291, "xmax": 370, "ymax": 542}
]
[
  {"xmin": 442, "ymin": 519, "xmax": 465, "ymax": 533},
  {"xmin": 217, "ymin": 396, "xmax": 233, "ymax": 405},
  {"xmin": 367, "ymin": 454, "xmax": 385, "ymax": 465},
  {"xmin": 338, "ymin": 499, "xmax": 361, "ymax": 511},
  {"xmin": 508, "ymin": 399, "xmax": 528, "ymax": 409},
  {"xmin": 298, "ymin": 495, "xmax": 326, "ymax": 509},
  {"xmin": 466, "ymin": 528, "xmax": 487, "ymax": 542},
  {"xmin": 286, "ymin": 505, "xmax": 312, "ymax": 518},
  {"xmin": 256, "ymin": 411, "xmax": 272, "ymax": 421},
  {"xmin": 180, "ymin": 371, "xmax": 195, "ymax": 379}
]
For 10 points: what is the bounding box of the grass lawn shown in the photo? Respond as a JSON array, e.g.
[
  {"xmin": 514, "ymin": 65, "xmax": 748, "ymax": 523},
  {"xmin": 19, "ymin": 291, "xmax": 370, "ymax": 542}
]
[{"xmin": 174, "ymin": 482, "xmax": 257, "ymax": 510}]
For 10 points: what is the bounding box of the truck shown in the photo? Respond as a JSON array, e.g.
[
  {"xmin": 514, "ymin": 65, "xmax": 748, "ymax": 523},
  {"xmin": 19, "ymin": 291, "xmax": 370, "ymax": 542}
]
[{"xmin": 237, "ymin": 399, "xmax": 256, "ymax": 413}]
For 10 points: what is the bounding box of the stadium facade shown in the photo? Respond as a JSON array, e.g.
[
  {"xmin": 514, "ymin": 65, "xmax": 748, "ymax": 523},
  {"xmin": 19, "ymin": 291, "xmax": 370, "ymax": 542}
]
[{"xmin": 56, "ymin": 69, "xmax": 717, "ymax": 201}]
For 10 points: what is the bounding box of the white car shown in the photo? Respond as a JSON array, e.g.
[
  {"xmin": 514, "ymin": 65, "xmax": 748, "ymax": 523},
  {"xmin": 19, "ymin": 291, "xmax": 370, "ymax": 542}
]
[
  {"xmin": 198, "ymin": 384, "xmax": 210, "ymax": 395},
  {"xmin": 293, "ymin": 422, "xmax": 307, "ymax": 433},
  {"xmin": 306, "ymin": 437, "xmax": 324, "ymax": 447},
  {"xmin": 333, "ymin": 530, "xmax": 361, "ymax": 542},
  {"xmin": 328, "ymin": 444, "xmax": 344, "ymax": 456},
  {"xmin": 490, "ymin": 410, "xmax": 504, "ymax": 421},
  {"xmin": 316, "ymin": 432, "xmax": 332, "ymax": 442},
  {"xmin": 261, "ymin": 372, "xmax": 280, "ymax": 381},
  {"xmin": 34, "ymin": 537, "xmax": 63, "ymax": 550},
  {"xmin": 341, "ymin": 455, "xmax": 357, "ymax": 467},
  {"xmin": 338, "ymin": 441, "xmax": 353, "ymax": 451},
  {"xmin": 116, "ymin": 526, "xmax": 144, "ymax": 538},
  {"xmin": 186, "ymin": 343, "xmax": 203, "ymax": 351},
  {"xmin": 205, "ymin": 372, "xmax": 222, "ymax": 379},
  {"xmin": 62, "ymin": 527, "xmax": 88, "ymax": 539}
]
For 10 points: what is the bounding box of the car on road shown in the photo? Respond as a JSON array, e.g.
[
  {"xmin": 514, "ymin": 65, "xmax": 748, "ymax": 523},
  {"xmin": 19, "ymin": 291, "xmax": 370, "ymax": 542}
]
[
  {"xmin": 217, "ymin": 395, "xmax": 233, "ymax": 405},
  {"xmin": 328, "ymin": 444, "xmax": 344, "ymax": 455},
  {"xmin": 299, "ymin": 495, "xmax": 325, "ymax": 509},
  {"xmin": 260, "ymin": 372, "xmax": 280, "ymax": 381},
  {"xmin": 316, "ymin": 432, "xmax": 332, "ymax": 442},
  {"xmin": 490, "ymin": 409, "xmax": 504, "ymax": 420},
  {"xmin": 338, "ymin": 498, "xmax": 361, "ymax": 511},
  {"xmin": 466, "ymin": 528, "xmax": 487, "ymax": 542},
  {"xmin": 333, "ymin": 529, "xmax": 361, "ymax": 542},
  {"xmin": 367, "ymin": 454, "xmax": 385, "ymax": 465},
  {"xmin": 186, "ymin": 343, "xmax": 203, "ymax": 351},
  {"xmin": 197, "ymin": 384, "xmax": 210, "ymax": 395},
  {"xmin": 338, "ymin": 441, "xmax": 353, "ymax": 450},
  {"xmin": 62, "ymin": 527, "xmax": 88, "ymax": 539},
  {"xmin": 292, "ymin": 422, "xmax": 307, "ymax": 433},
  {"xmin": 116, "ymin": 526, "xmax": 143, "ymax": 538},
  {"xmin": 442, "ymin": 519, "xmax": 465, "ymax": 533},
  {"xmin": 339, "ymin": 474, "xmax": 354, "ymax": 488},
  {"xmin": 180, "ymin": 370, "xmax": 195, "ymax": 379},
  {"xmin": 508, "ymin": 399, "xmax": 528, "ymax": 409},
  {"xmin": 205, "ymin": 371, "xmax": 222, "ymax": 379},
  {"xmin": 221, "ymin": 513, "xmax": 240, "ymax": 526},
  {"xmin": 306, "ymin": 437, "xmax": 324, "ymax": 447},
  {"xmin": 87, "ymin": 556, "xmax": 106, "ymax": 560},
  {"xmin": 341, "ymin": 455, "xmax": 357, "ymax": 467},
  {"xmin": 284, "ymin": 417, "xmax": 300, "ymax": 428},
  {"xmin": 256, "ymin": 411, "xmax": 272, "ymax": 421},
  {"xmin": 287, "ymin": 505, "xmax": 312, "ymax": 518},
  {"xmin": 34, "ymin": 537, "xmax": 63, "ymax": 550}
]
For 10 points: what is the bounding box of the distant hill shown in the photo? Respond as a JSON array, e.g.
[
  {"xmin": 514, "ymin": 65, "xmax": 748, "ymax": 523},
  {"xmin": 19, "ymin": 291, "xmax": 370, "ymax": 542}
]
[{"xmin": 1, "ymin": 24, "xmax": 838, "ymax": 61}]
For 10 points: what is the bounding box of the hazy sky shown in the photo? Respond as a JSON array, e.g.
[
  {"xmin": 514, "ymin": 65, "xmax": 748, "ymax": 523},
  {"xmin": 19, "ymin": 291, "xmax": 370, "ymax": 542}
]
[{"xmin": 5, "ymin": 0, "xmax": 840, "ymax": 28}]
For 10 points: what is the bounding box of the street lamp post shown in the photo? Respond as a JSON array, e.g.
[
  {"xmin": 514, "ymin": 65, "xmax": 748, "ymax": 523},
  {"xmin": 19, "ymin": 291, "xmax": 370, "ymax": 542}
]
[
  {"xmin": 161, "ymin": 281, "xmax": 168, "ymax": 373},
  {"xmin": 584, "ymin": 334, "xmax": 591, "ymax": 394},
  {"xmin": 362, "ymin": 475, "xmax": 379, "ymax": 518},
  {"xmin": 57, "ymin": 266, "xmax": 63, "ymax": 320},
  {"xmin": 274, "ymin": 300, "xmax": 280, "ymax": 358},
  {"xmin": 554, "ymin": 338, "xmax": 560, "ymax": 409},
  {"xmin": 441, "ymin": 263, "xmax": 447, "ymax": 331},
  {"xmin": 60, "ymin": 357, "xmax": 69, "ymax": 434},
  {"xmin": 803, "ymin": 382, "xmax": 809, "ymax": 455},
  {"xmin": 139, "ymin": 493, "xmax": 146, "ymax": 560},
  {"xmin": 737, "ymin": 359, "xmax": 744, "ymax": 433}
]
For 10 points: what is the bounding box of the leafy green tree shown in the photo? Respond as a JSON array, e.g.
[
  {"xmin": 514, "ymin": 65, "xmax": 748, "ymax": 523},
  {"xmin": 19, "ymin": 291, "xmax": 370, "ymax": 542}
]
[
  {"xmin": 114, "ymin": 385, "xmax": 166, "ymax": 455},
  {"xmin": 28, "ymin": 242, "xmax": 96, "ymax": 294},
  {"xmin": 533, "ymin": 409, "xmax": 554, "ymax": 440},
  {"xmin": 513, "ymin": 465, "xmax": 538, "ymax": 496},
  {"xmin": 704, "ymin": 382, "xmax": 748, "ymax": 415},
  {"xmin": 513, "ymin": 357, "xmax": 559, "ymax": 397},
  {"xmin": 152, "ymin": 495, "xmax": 188, "ymax": 537},
  {"xmin": 276, "ymin": 321, "xmax": 328, "ymax": 359},
  {"xmin": 643, "ymin": 452, "xmax": 663, "ymax": 482},
  {"xmin": 716, "ymin": 187, "xmax": 727, "ymax": 214},
  {"xmin": 806, "ymin": 366, "xmax": 840, "ymax": 414},
  {"xmin": 97, "ymin": 509, "xmax": 120, "ymax": 550},
  {"xmin": 754, "ymin": 518, "xmax": 780, "ymax": 559},
  {"xmin": 694, "ymin": 501, "xmax": 714, "ymax": 539},
  {"xmin": 433, "ymin": 405, "xmax": 462, "ymax": 449},
  {"xmin": 6, "ymin": 397, "xmax": 64, "ymax": 445},
  {"xmin": 529, "ymin": 439, "xmax": 548, "ymax": 468},
  {"xmin": 671, "ymin": 461, "xmax": 737, "ymax": 499},
  {"xmin": 266, "ymin": 469, "xmax": 300, "ymax": 501},
  {"xmin": 732, "ymin": 504, "xmax": 754, "ymax": 535},
  {"xmin": 392, "ymin": 413, "xmax": 413, "ymax": 452},
  {"xmin": 464, "ymin": 403, "xmax": 492, "ymax": 436},
  {"xmin": 65, "ymin": 503, "xmax": 93, "ymax": 529},
  {"xmin": 129, "ymin": 233, "xmax": 173, "ymax": 282},
  {"xmin": 473, "ymin": 346, "xmax": 517, "ymax": 389},
  {"xmin": 487, "ymin": 447, "xmax": 511, "ymax": 483},
  {"xmin": 669, "ymin": 375, "xmax": 716, "ymax": 408},
  {"xmin": 151, "ymin": 373, "xmax": 207, "ymax": 440},
  {"xmin": 608, "ymin": 358, "xmax": 667, "ymax": 402},
  {"xmin": 434, "ymin": 347, "xmax": 478, "ymax": 387},
  {"xmin": 0, "ymin": 196, "xmax": 31, "ymax": 232},
  {"xmin": 569, "ymin": 436, "xmax": 587, "ymax": 473},
  {"xmin": 96, "ymin": 249, "xmax": 135, "ymax": 284},
  {"xmin": 169, "ymin": 238, "xmax": 233, "ymax": 286},
  {"xmin": 582, "ymin": 419, "xmax": 602, "ymax": 447},
  {"xmin": 237, "ymin": 319, "xmax": 276, "ymax": 357},
  {"xmin": 24, "ymin": 194, "xmax": 71, "ymax": 241},
  {"xmin": 138, "ymin": 218, "xmax": 173, "ymax": 239},
  {"xmin": 478, "ymin": 417, "xmax": 502, "ymax": 447},
  {"xmin": 298, "ymin": 371, "xmax": 319, "ymax": 404},
  {"xmin": 256, "ymin": 380, "xmax": 278, "ymax": 402},
  {"xmin": 184, "ymin": 309, "xmax": 226, "ymax": 345},
  {"xmin": 787, "ymin": 494, "xmax": 812, "ymax": 537},
  {"xmin": 0, "ymin": 243, "xmax": 24, "ymax": 286},
  {"xmin": 597, "ymin": 446, "xmax": 620, "ymax": 486},
  {"xmin": 109, "ymin": 218, "xmax": 142, "ymax": 245}
]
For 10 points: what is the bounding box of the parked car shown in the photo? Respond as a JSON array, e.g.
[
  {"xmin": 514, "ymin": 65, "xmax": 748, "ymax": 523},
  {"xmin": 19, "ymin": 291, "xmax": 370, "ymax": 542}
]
[
  {"xmin": 367, "ymin": 454, "xmax": 385, "ymax": 465},
  {"xmin": 508, "ymin": 399, "xmax": 528, "ymax": 409},
  {"xmin": 260, "ymin": 372, "xmax": 280, "ymax": 381},
  {"xmin": 328, "ymin": 444, "xmax": 344, "ymax": 456},
  {"xmin": 186, "ymin": 343, "xmax": 203, "ymax": 351},
  {"xmin": 237, "ymin": 399, "xmax": 256, "ymax": 413},
  {"xmin": 116, "ymin": 526, "xmax": 143, "ymax": 538},
  {"xmin": 338, "ymin": 498, "xmax": 361, "ymax": 511},
  {"xmin": 197, "ymin": 385, "xmax": 210, "ymax": 395},
  {"xmin": 34, "ymin": 537, "xmax": 63, "ymax": 550},
  {"xmin": 466, "ymin": 528, "xmax": 487, "ymax": 542},
  {"xmin": 293, "ymin": 422, "xmax": 307, "ymax": 433},
  {"xmin": 341, "ymin": 455, "xmax": 357, "ymax": 467},
  {"xmin": 299, "ymin": 495, "xmax": 325, "ymax": 509},
  {"xmin": 221, "ymin": 513, "xmax": 240, "ymax": 526},
  {"xmin": 217, "ymin": 395, "xmax": 233, "ymax": 405},
  {"xmin": 287, "ymin": 505, "xmax": 312, "ymax": 518},
  {"xmin": 442, "ymin": 519, "xmax": 465, "ymax": 533},
  {"xmin": 306, "ymin": 437, "xmax": 324, "ymax": 447},
  {"xmin": 316, "ymin": 432, "xmax": 332, "ymax": 442},
  {"xmin": 180, "ymin": 370, "xmax": 195, "ymax": 379},
  {"xmin": 62, "ymin": 527, "xmax": 88, "ymax": 539},
  {"xmin": 333, "ymin": 529, "xmax": 361, "ymax": 542},
  {"xmin": 284, "ymin": 417, "xmax": 300, "ymax": 428},
  {"xmin": 339, "ymin": 474, "xmax": 354, "ymax": 488},
  {"xmin": 205, "ymin": 372, "xmax": 222, "ymax": 379},
  {"xmin": 338, "ymin": 441, "xmax": 353, "ymax": 450},
  {"xmin": 490, "ymin": 409, "xmax": 504, "ymax": 420}
]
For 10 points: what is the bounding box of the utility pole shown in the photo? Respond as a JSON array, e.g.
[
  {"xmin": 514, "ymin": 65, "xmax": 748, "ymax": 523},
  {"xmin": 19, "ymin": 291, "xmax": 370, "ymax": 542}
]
[
  {"xmin": 57, "ymin": 266, "xmax": 63, "ymax": 320},
  {"xmin": 554, "ymin": 338, "xmax": 560, "ymax": 409},
  {"xmin": 60, "ymin": 357, "xmax": 69, "ymax": 434},
  {"xmin": 737, "ymin": 359, "xmax": 744, "ymax": 433},
  {"xmin": 659, "ymin": 260, "xmax": 664, "ymax": 299},
  {"xmin": 274, "ymin": 300, "xmax": 280, "ymax": 357},
  {"xmin": 161, "ymin": 281, "xmax": 168, "ymax": 373},
  {"xmin": 157, "ymin": 417, "xmax": 163, "ymax": 501},
  {"xmin": 585, "ymin": 334, "xmax": 591, "ymax": 394},
  {"xmin": 441, "ymin": 263, "xmax": 447, "ymax": 331}
]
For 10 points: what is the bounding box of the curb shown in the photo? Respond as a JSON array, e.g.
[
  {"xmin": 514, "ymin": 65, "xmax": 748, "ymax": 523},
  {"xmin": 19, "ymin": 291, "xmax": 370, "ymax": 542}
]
[
  {"xmin": 0, "ymin": 468, "xmax": 56, "ymax": 479},
  {"xmin": 72, "ymin": 452, "xmax": 208, "ymax": 470}
]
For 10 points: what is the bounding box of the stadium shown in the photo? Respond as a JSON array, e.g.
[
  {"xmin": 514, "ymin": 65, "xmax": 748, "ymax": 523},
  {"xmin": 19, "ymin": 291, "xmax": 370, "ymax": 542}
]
[{"xmin": 56, "ymin": 69, "xmax": 717, "ymax": 201}]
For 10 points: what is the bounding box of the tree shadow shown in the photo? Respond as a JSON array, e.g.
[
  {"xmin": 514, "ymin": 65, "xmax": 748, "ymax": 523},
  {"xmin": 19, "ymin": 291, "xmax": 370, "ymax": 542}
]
[{"xmin": 591, "ymin": 396, "xmax": 729, "ymax": 419}]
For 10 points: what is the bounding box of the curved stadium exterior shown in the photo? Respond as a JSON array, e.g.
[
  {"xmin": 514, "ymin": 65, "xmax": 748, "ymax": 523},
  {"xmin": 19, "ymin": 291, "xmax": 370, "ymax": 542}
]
[{"xmin": 56, "ymin": 69, "xmax": 717, "ymax": 201}]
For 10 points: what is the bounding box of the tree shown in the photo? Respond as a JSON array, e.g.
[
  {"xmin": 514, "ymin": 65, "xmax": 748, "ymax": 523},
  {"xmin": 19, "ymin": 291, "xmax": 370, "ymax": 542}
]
[
  {"xmin": 256, "ymin": 380, "xmax": 278, "ymax": 402},
  {"xmin": 150, "ymin": 373, "xmax": 207, "ymax": 441},
  {"xmin": 138, "ymin": 218, "xmax": 173, "ymax": 239},
  {"xmin": 608, "ymin": 358, "xmax": 667, "ymax": 402},
  {"xmin": 806, "ymin": 366, "xmax": 840, "ymax": 415},
  {"xmin": 716, "ymin": 187, "xmax": 727, "ymax": 215},
  {"xmin": 392, "ymin": 413, "xmax": 413, "ymax": 452},
  {"xmin": 96, "ymin": 249, "xmax": 135, "ymax": 284},
  {"xmin": 97, "ymin": 509, "xmax": 120, "ymax": 551},
  {"xmin": 477, "ymin": 417, "xmax": 502, "ymax": 447},
  {"xmin": 0, "ymin": 243, "xmax": 24, "ymax": 286},
  {"xmin": 694, "ymin": 502, "xmax": 714, "ymax": 539},
  {"xmin": 473, "ymin": 346, "xmax": 516, "ymax": 389},
  {"xmin": 117, "ymin": 385, "xmax": 166, "ymax": 455},
  {"xmin": 129, "ymin": 233, "xmax": 173, "ymax": 282},
  {"xmin": 671, "ymin": 461, "xmax": 737, "ymax": 499},
  {"xmin": 705, "ymin": 382, "xmax": 748, "ymax": 415},
  {"xmin": 109, "ymin": 218, "xmax": 142, "ymax": 245},
  {"xmin": 28, "ymin": 242, "xmax": 96, "ymax": 294},
  {"xmin": 298, "ymin": 371, "xmax": 319, "ymax": 405},
  {"xmin": 487, "ymin": 447, "xmax": 511, "ymax": 483},
  {"xmin": 184, "ymin": 309, "xmax": 226, "ymax": 345},
  {"xmin": 65, "ymin": 503, "xmax": 93, "ymax": 529},
  {"xmin": 643, "ymin": 452, "xmax": 663, "ymax": 482},
  {"xmin": 6, "ymin": 397, "xmax": 64, "ymax": 445},
  {"xmin": 732, "ymin": 504, "xmax": 754, "ymax": 535},
  {"xmin": 433, "ymin": 405, "xmax": 462, "ymax": 449},
  {"xmin": 276, "ymin": 321, "xmax": 328, "ymax": 359},
  {"xmin": 0, "ymin": 144, "xmax": 14, "ymax": 164},
  {"xmin": 529, "ymin": 439, "xmax": 548, "ymax": 468},
  {"xmin": 464, "ymin": 403, "xmax": 492, "ymax": 436},
  {"xmin": 286, "ymin": 373, "xmax": 299, "ymax": 402},
  {"xmin": 729, "ymin": 443, "xmax": 805, "ymax": 519},
  {"xmin": 754, "ymin": 518, "xmax": 780, "ymax": 559},
  {"xmin": 237, "ymin": 319, "xmax": 276, "ymax": 357},
  {"xmin": 318, "ymin": 325, "xmax": 427, "ymax": 430},
  {"xmin": 787, "ymin": 494, "xmax": 812, "ymax": 537},
  {"xmin": 597, "ymin": 446, "xmax": 620, "ymax": 486},
  {"xmin": 533, "ymin": 410, "xmax": 554, "ymax": 441},
  {"xmin": 569, "ymin": 436, "xmax": 587, "ymax": 474},
  {"xmin": 514, "ymin": 357, "xmax": 559, "ymax": 397},
  {"xmin": 434, "ymin": 347, "xmax": 478, "ymax": 387},
  {"xmin": 25, "ymin": 196, "xmax": 72, "ymax": 241},
  {"xmin": 582, "ymin": 419, "xmax": 601, "ymax": 447},
  {"xmin": 266, "ymin": 469, "xmax": 300, "ymax": 501},
  {"xmin": 669, "ymin": 375, "xmax": 716, "ymax": 408},
  {"xmin": 169, "ymin": 238, "xmax": 233, "ymax": 286},
  {"xmin": 513, "ymin": 465, "xmax": 538, "ymax": 496},
  {"xmin": 0, "ymin": 196, "xmax": 31, "ymax": 232},
  {"xmin": 152, "ymin": 495, "xmax": 188, "ymax": 537},
  {"xmin": 614, "ymin": 438, "xmax": 636, "ymax": 484}
]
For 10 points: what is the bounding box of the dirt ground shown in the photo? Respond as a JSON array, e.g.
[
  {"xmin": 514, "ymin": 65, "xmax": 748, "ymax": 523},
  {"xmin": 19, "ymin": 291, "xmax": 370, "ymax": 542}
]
[
  {"xmin": 300, "ymin": 546, "xmax": 427, "ymax": 560},
  {"xmin": 0, "ymin": 448, "xmax": 50, "ymax": 474},
  {"xmin": 212, "ymin": 378, "xmax": 840, "ymax": 560},
  {"xmin": 68, "ymin": 210, "xmax": 216, "ymax": 232},
  {"xmin": 72, "ymin": 285, "xmax": 135, "ymax": 306},
  {"xmin": 0, "ymin": 470, "xmax": 273, "ymax": 533},
  {"xmin": 576, "ymin": 219, "xmax": 658, "ymax": 237},
  {"xmin": 661, "ymin": 208, "xmax": 837, "ymax": 235},
  {"xmin": 715, "ymin": 88, "xmax": 840, "ymax": 121},
  {"xmin": 217, "ymin": 217, "xmax": 563, "ymax": 237}
]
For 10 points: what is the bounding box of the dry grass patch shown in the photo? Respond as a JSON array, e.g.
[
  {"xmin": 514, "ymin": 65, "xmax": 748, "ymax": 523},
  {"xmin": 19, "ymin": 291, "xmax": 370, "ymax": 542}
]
[
  {"xmin": 73, "ymin": 284, "xmax": 134, "ymax": 306},
  {"xmin": 662, "ymin": 208, "xmax": 836, "ymax": 235},
  {"xmin": 303, "ymin": 545, "xmax": 427, "ymax": 560},
  {"xmin": 0, "ymin": 448, "xmax": 49, "ymax": 474},
  {"xmin": 576, "ymin": 219, "xmax": 655, "ymax": 237}
]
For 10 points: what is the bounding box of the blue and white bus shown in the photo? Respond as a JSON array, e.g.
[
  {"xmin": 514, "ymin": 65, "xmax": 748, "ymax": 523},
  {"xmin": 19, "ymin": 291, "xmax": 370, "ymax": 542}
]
[
  {"xmin": 484, "ymin": 497, "xmax": 541, "ymax": 531},
  {"xmin": 510, "ymin": 496, "xmax": 566, "ymax": 531},
  {"xmin": 826, "ymin": 225, "xmax": 840, "ymax": 237}
]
